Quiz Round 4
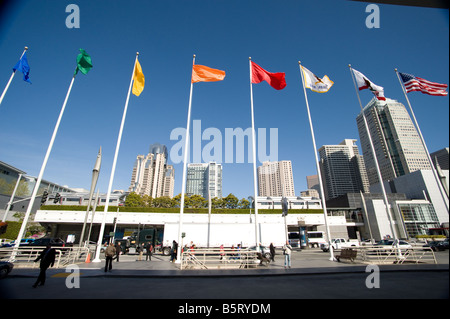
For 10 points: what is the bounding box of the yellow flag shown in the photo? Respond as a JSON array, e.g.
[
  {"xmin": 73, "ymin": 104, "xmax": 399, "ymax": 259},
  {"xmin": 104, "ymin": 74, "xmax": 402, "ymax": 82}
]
[{"xmin": 132, "ymin": 59, "xmax": 145, "ymax": 96}]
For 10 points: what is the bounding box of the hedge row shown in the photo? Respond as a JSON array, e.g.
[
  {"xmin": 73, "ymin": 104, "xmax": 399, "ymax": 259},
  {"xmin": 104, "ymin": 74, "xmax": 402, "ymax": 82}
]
[{"xmin": 39, "ymin": 205, "xmax": 323, "ymax": 215}]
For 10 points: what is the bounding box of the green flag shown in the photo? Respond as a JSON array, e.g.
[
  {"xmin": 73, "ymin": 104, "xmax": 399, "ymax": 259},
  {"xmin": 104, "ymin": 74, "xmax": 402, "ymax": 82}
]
[{"xmin": 74, "ymin": 49, "xmax": 92, "ymax": 75}]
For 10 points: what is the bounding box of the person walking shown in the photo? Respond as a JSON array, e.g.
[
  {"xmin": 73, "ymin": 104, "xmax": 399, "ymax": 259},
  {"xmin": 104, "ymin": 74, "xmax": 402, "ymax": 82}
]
[
  {"xmin": 283, "ymin": 240, "xmax": 292, "ymax": 269},
  {"xmin": 269, "ymin": 243, "xmax": 275, "ymax": 262},
  {"xmin": 145, "ymin": 242, "xmax": 153, "ymax": 261},
  {"xmin": 137, "ymin": 243, "xmax": 144, "ymax": 261},
  {"xmin": 115, "ymin": 241, "xmax": 121, "ymax": 262},
  {"xmin": 219, "ymin": 244, "xmax": 225, "ymax": 263},
  {"xmin": 32, "ymin": 244, "xmax": 56, "ymax": 288},
  {"xmin": 170, "ymin": 240, "xmax": 178, "ymax": 263},
  {"xmin": 104, "ymin": 242, "xmax": 116, "ymax": 272}
]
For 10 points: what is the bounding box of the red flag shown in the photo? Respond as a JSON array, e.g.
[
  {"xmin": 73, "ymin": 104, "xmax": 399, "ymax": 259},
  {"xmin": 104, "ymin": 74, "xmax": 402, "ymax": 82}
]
[{"xmin": 251, "ymin": 61, "xmax": 286, "ymax": 90}]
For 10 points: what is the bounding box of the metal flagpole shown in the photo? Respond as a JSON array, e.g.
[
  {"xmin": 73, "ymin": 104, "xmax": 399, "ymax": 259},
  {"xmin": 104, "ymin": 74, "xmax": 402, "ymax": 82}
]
[
  {"xmin": 249, "ymin": 57, "xmax": 260, "ymax": 248},
  {"xmin": 176, "ymin": 54, "xmax": 196, "ymax": 263},
  {"xmin": 93, "ymin": 53, "xmax": 139, "ymax": 262},
  {"xmin": 207, "ymin": 183, "xmax": 211, "ymax": 248},
  {"xmin": 0, "ymin": 47, "xmax": 28, "ymax": 107},
  {"xmin": 298, "ymin": 61, "xmax": 335, "ymax": 261},
  {"xmin": 2, "ymin": 174, "xmax": 23, "ymax": 223},
  {"xmin": 10, "ymin": 74, "xmax": 76, "ymax": 262},
  {"xmin": 348, "ymin": 65, "xmax": 398, "ymax": 241},
  {"xmin": 394, "ymin": 69, "xmax": 449, "ymax": 212}
]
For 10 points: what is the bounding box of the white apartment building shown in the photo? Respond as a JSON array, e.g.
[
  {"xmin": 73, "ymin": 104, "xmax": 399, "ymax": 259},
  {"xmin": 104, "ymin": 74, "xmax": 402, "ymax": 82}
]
[
  {"xmin": 128, "ymin": 144, "xmax": 175, "ymax": 198},
  {"xmin": 257, "ymin": 161, "xmax": 295, "ymax": 197}
]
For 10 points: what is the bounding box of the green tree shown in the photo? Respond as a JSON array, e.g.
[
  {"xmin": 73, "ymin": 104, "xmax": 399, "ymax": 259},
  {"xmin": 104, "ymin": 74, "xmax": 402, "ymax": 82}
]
[
  {"xmin": 124, "ymin": 192, "xmax": 144, "ymax": 207},
  {"xmin": 223, "ymin": 193, "xmax": 239, "ymax": 209},
  {"xmin": 211, "ymin": 197, "xmax": 224, "ymax": 209},
  {"xmin": 153, "ymin": 196, "xmax": 173, "ymax": 208},
  {"xmin": 189, "ymin": 194, "xmax": 207, "ymax": 208},
  {"xmin": 239, "ymin": 198, "xmax": 250, "ymax": 209},
  {"xmin": 172, "ymin": 193, "xmax": 192, "ymax": 208},
  {"xmin": 142, "ymin": 194, "xmax": 153, "ymax": 207}
]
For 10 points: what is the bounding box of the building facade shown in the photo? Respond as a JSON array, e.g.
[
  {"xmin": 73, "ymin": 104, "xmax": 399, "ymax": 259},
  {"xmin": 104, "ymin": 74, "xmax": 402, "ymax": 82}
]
[
  {"xmin": 306, "ymin": 175, "xmax": 321, "ymax": 197},
  {"xmin": 257, "ymin": 161, "xmax": 295, "ymax": 197},
  {"xmin": 357, "ymin": 98, "xmax": 432, "ymax": 185},
  {"xmin": 318, "ymin": 139, "xmax": 370, "ymax": 200},
  {"xmin": 186, "ymin": 162, "xmax": 222, "ymax": 199},
  {"xmin": 128, "ymin": 144, "xmax": 175, "ymax": 198},
  {"xmin": 431, "ymin": 147, "xmax": 449, "ymax": 170}
]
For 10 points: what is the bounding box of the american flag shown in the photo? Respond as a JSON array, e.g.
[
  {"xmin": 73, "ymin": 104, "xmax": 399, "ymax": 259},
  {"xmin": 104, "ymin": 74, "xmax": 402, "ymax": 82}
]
[{"xmin": 399, "ymin": 72, "xmax": 448, "ymax": 96}]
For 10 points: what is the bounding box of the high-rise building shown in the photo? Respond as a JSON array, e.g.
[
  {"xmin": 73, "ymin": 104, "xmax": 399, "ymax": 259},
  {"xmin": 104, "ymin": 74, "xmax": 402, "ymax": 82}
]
[
  {"xmin": 319, "ymin": 139, "xmax": 370, "ymax": 200},
  {"xmin": 430, "ymin": 147, "xmax": 449, "ymax": 170},
  {"xmin": 128, "ymin": 143, "xmax": 175, "ymax": 198},
  {"xmin": 356, "ymin": 97, "xmax": 432, "ymax": 185},
  {"xmin": 186, "ymin": 162, "xmax": 222, "ymax": 199},
  {"xmin": 257, "ymin": 161, "xmax": 295, "ymax": 197},
  {"xmin": 306, "ymin": 175, "xmax": 321, "ymax": 198}
]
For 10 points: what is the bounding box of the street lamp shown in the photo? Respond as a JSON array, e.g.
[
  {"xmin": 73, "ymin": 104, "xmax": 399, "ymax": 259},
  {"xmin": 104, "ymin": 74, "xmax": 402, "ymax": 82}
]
[{"xmin": 248, "ymin": 196, "xmax": 254, "ymax": 223}]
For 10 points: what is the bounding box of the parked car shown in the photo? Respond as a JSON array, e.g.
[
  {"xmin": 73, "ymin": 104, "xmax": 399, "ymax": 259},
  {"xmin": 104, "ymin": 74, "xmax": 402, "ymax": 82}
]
[
  {"xmin": 375, "ymin": 240, "xmax": 412, "ymax": 249},
  {"xmin": 424, "ymin": 241, "xmax": 443, "ymax": 251},
  {"xmin": 2, "ymin": 238, "xmax": 35, "ymax": 247},
  {"xmin": 423, "ymin": 240, "xmax": 447, "ymax": 251},
  {"xmin": 441, "ymin": 238, "xmax": 449, "ymax": 249},
  {"xmin": 0, "ymin": 261, "xmax": 14, "ymax": 279},
  {"xmin": 29, "ymin": 237, "xmax": 66, "ymax": 247},
  {"xmin": 321, "ymin": 238, "xmax": 360, "ymax": 252}
]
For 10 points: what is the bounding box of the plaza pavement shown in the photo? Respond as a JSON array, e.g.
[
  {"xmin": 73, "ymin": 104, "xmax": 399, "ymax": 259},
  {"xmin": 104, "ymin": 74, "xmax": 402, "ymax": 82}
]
[{"xmin": 7, "ymin": 247, "xmax": 449, "ymax": 279}]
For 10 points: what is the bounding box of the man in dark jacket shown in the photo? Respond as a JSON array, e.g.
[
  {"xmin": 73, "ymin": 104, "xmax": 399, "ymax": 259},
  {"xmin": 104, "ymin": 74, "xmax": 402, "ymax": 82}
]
[
  {"xmin": 105, "ymin": 242, "xmax": 116, "ymax": 272},
  {"xmin": 33, "ymin": 244, "xmax": 56, "ymax": 288},
  {"xmin": 269, "ymin": 243, "xmax": 276, "ymax": 262}
]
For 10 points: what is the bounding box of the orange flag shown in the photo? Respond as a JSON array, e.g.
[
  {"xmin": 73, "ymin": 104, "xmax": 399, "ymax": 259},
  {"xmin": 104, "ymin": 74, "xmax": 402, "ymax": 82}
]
[{"xmin": 191, "ymin": 64, "xmax": 226, "ymax": 83}]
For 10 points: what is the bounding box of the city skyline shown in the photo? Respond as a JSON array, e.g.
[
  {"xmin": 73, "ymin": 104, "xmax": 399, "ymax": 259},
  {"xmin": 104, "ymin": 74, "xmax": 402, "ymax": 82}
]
[{"xmin": 0, "ymin": 1, "xmax": 448, "ymax": 201}]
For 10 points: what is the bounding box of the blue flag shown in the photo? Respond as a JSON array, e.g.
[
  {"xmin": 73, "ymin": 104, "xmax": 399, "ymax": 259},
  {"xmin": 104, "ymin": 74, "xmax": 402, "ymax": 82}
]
[{"xmin": 13, "ymin": 52, "xmax": 31, "ymax": 83}]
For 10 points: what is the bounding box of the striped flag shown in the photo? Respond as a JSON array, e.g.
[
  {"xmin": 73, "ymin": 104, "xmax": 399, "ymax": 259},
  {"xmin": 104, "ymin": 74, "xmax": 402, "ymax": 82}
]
[{"xmin": 399, "ymin": 72, "xmax": 448, "ymax": 96}]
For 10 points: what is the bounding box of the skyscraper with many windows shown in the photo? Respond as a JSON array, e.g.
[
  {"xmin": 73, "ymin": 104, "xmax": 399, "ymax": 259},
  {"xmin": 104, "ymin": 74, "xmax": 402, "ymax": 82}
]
[
  {"xmin": 186, "ymin": 162, "xmax": 222, "ymax": 199},
  {"xmin": 356, "ymin": 97, "xmax": 432, "ymax": 185},
  {"xmin": 257, "ymin": 161, "xmax": 295, "ymax": 197},
  {"xmin": 128, "ymin": 143, "xmax": 175, "ymax": 198},
  {"xmin": 319, "ymin": 139, "xmax": 370, "ymax": 200}
]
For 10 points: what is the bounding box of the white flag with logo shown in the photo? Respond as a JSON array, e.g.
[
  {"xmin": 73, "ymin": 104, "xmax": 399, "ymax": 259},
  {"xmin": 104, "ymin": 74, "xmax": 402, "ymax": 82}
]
[{"xmin": 301, "ymin": 66, "xmax": 334, "ymax": 93}]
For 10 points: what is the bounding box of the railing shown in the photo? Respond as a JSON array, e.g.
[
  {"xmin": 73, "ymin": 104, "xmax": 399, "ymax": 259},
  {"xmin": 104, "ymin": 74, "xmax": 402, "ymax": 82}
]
[
  {"xmin": 0, "ymin": 246, "xmax": 90, "ymax": 268},
  {"xmin": 180, "ymin": 248, "xmax": 261, "ymax": 270},
  {"xmin": 341, "ymin": 245, "xmax": 437, "ymax": 265}
]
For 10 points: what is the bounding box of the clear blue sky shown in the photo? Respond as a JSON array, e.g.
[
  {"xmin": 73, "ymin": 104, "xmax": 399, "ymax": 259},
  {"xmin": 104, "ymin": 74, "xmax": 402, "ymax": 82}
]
[{"xmin": 0, "ymin": 0, "xmax": 448, "ymax": 200}]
